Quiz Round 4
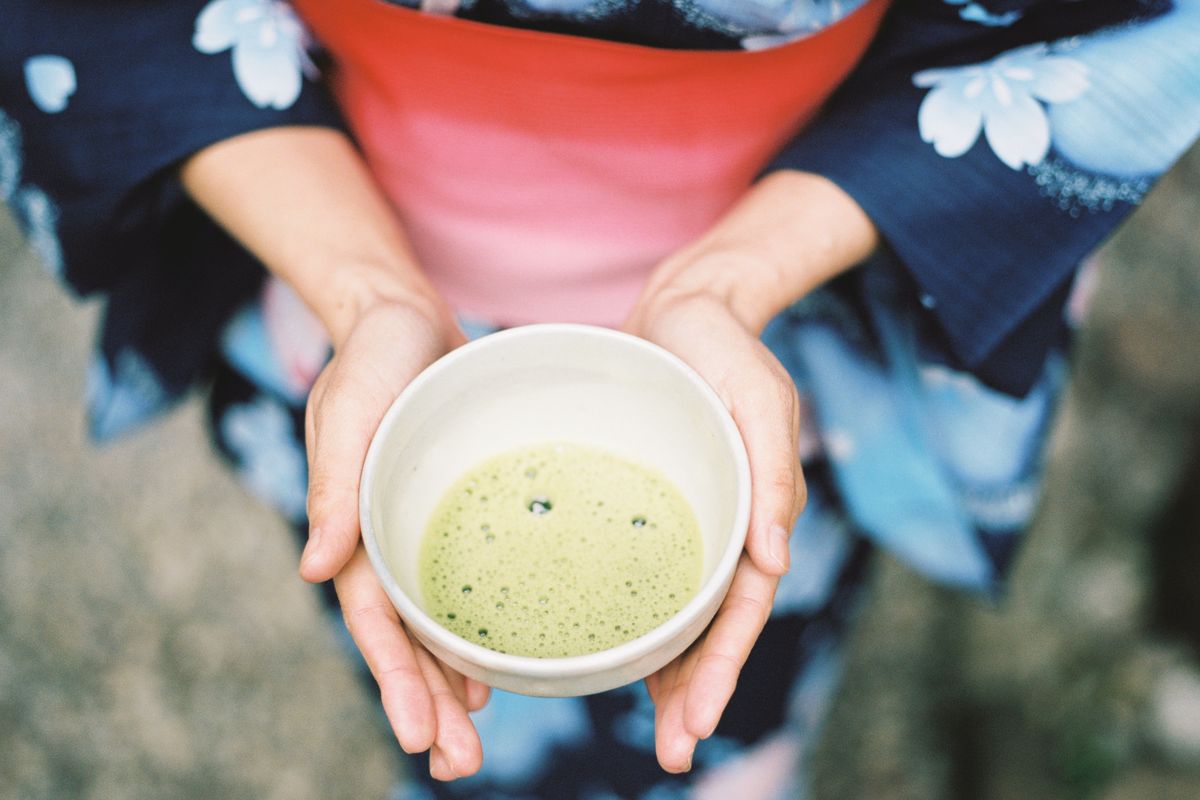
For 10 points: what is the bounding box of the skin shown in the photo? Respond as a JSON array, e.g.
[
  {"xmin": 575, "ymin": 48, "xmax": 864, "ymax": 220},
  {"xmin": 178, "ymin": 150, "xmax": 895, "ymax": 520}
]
[{"xmin": 181, "ymin": 125, "xmax": 878, "ymax": 780}]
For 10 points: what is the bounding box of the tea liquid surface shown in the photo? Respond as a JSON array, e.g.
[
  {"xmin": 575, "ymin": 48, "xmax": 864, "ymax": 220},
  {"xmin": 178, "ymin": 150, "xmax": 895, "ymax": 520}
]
[{"xmin": 418, "ymin": 442, "xmax": 702, "ymax": 657}]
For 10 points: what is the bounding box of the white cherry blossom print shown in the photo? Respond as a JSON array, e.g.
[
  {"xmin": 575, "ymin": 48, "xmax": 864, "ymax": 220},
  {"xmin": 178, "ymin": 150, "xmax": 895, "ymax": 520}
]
[
  {"xmin": 943, "ymin": 0, "xmax": 1022, "ymax": 27},
  {"xmin": 914, "ymin": 43, "xmax": 1089, "ymax": 170},
  {"xmin": 24, "ymin": 55, "xmax": 76, "ymax": 114},
  {"xmin": 193, "ymin": 0, "xmax": 315, "ymax": 110}
]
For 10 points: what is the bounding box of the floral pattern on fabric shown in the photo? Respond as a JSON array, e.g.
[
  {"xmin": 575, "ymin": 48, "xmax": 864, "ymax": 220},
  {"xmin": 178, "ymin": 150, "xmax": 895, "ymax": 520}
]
[
  {"xmin": 0, "ymin": 110, "xmax": 19, "ymax": 199},
  {"xmin": 86, "ymin": 350, "xmax": 169, "ymax": 441},
  {"xmin": 943, "ymin": 0, "xmax": 1022, "ymax": 27},
  {"xmin": 0, "ymin": 109, "xmax": 65, "ymax": 277},
  {"xmin": 915, "ymin": 43, "xmax": 1089, "ymax": 170},
  {"xmin": 194, "ymin": 0, "xmax": 316, "ymax": 109},
  {"xmin": 23, "ymin": 55, "xmax": 76, "ymax": 113},
  {"xmin": 914, "ymin": 0, "xmax": 1200, "ymax": 215},
  {"xmin": 220, "ymin": 395, "xmax": 310, "ymax": 521}
]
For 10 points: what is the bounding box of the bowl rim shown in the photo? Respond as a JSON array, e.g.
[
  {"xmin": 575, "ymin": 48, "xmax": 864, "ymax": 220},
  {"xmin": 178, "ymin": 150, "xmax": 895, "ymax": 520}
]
[{"xmin": 358, "ymin": 322, "xmax": 752, "ymax": 680}]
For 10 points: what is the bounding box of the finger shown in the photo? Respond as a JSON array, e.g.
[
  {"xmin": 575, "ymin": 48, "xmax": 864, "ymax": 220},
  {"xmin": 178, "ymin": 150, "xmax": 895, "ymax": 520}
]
[
  {"xmin": 655, "ymin": 644, "xmax": 702, "ymax": 772},
  {"xmin": 683, "ymin": 556, "xmax": 778, "ymax": 740},
  {"xmin": 644, "ymin": 671, "xmax": 662, "ymax": 706},
  {"xmin": 440, "ymin": 668, "xmax": 492, "ymax": 713},
  {"xmin": 428, "ymin": 746, "xmax": 453, "ymax": 781},
  {"xmin": 647, "ymin": 648, "xmax": 684, "ymax": 710},
  {"xmin": 335, "ymin": 548, "xmax": 436, "ymax": 754},
  {"xmin": 441, "ymin": 666, "xmax": 472, "ymax": 709},
  {"xmin": 464, "ymin": 678, "xmax": 492, "ymax": 712},
  {"xmin": 414, "ymin": 645, "xmax": 484, "ymax": 779},
  {"xmin": 728, "ymin": 351, "xmax": 805, "ymax": 577},
  {"xmin": 301, "ymin": 365, "xmax": 383, "ymax": 582}
]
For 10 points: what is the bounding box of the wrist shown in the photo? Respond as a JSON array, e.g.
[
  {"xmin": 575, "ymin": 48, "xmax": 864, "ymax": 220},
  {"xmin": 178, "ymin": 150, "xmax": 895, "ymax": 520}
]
[
  {"xmin": 640, "ymin": 170, "xmax": 877, "ymax": 334},
  {"xmin": 320, "ymin": 259, "xmax": 455, "ymax": 351}
]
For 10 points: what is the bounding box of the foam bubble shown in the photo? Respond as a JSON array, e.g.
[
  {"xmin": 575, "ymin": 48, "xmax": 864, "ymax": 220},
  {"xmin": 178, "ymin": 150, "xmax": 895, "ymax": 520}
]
[{"xmin": 418, "ymin": 442, "xmax": 702, "ymax": 658}]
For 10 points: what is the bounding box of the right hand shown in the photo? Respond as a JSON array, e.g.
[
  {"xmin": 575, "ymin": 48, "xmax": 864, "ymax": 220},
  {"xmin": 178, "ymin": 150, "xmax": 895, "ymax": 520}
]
[
  {"xmin": 180, "ymin": 127, "xmax": 492, "ymax": 778},
  {"xmin": 298, "ymin": 297, "xmax": 490, "ymax": 780}
]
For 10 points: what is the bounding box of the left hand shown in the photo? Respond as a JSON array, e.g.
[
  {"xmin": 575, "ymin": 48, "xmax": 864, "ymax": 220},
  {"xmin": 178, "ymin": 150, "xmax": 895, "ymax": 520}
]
[
  {"xmin": 625, "ymin": 278, "xmax": 804, "ymax": 773},
  {"xmin": 623, "ymin": 170, "xmax": 879, "ymax": 772}
]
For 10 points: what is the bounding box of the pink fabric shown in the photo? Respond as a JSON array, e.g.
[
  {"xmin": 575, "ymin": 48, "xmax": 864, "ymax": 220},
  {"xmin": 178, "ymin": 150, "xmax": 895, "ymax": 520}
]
[{"xmin": 294, "ymin": 0, "xmax": 888, "ymax": 327}]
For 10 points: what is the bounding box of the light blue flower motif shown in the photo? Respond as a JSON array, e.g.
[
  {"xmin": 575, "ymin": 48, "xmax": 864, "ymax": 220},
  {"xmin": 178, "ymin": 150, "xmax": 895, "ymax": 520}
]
[
  {"xmin": 86, "ymin": 350, "xmax": 168, "ymax": 441},
  {"xmin": 914, "ymin": 43, "xmax": 1089, "ymax": 170},
  {"xmin": 12, "ymin": 185, "xmax": 63, "ymax": 276},
  {"xmin": 469, "ymin": 690, "xmax": 590, "ymax": 785},
  {"xmin": 220, "ymin": 301, "xmax": 306, "ymax": 403},
  {"xmin": 640, "ymin": 781, "xmax": 689, "ymax": 800},
  {"xmin": 611, "ymin": 683, "xmax": 656, "ymax": 752},
  {"xmin": 1045, "ymin": 0, "xmax": 1200, "ymax": 178},
  {"xmin": 943, "ymin": 0, "xmax": 1021, "ymax": 27},
  {"xmin": 193, "ymin": 0, "xmax": 315, "ymax": 110},
  {"xmin": 1, "ymin": 107, "xmax": 66, "ymax": 277},
  {"xmin": 24, "ymin": 55, "xmax": 76, "ymax": 114},
  {"xmin": 772, "ymin": 489, "xmax": 852, "ymax": 615},
  {"xmin": 959, "ymin": 4, "xmax": 1021, "ymax": 26},
  {"xmin": 0, "ymin": 109, "xmax": 21, "ymax": 200},
  {"xmin": 220, "ymin": 396, "xmax": 308, "ymax": 520}
]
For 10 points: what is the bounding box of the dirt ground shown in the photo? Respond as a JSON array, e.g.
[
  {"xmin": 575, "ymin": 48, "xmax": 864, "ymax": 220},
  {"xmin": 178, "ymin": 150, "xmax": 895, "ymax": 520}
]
[
  {"xmin": 2, "ymin": 143, "xmax": 1199, "ymax": 799},
  {"xmin": 0, "ymin": 210, "xmax": 397, "ymax": 798}
]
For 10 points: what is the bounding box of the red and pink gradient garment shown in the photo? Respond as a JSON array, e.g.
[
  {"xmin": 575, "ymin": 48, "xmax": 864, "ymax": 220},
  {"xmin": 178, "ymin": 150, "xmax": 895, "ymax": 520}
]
[{"xmin": 294, "ymin": 0, "xmax": 888, "ymax": 327}]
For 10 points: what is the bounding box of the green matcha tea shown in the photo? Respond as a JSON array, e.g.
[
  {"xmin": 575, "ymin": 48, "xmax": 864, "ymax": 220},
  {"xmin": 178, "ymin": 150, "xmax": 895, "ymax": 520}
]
[{"xmin": 418, "ymin": 442, "xmax": 702, "ymax": 658}]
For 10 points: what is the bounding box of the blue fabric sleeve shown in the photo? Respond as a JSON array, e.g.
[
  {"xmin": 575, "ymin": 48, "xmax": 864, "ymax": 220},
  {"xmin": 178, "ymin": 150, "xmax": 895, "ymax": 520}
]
[
  {"xmin": 1, "ymin": 1, "xmax": 344, "ymax": 437},
  {"xmin": 769, "ymin": 0, "xmax": 1200, "ymax": 396}
]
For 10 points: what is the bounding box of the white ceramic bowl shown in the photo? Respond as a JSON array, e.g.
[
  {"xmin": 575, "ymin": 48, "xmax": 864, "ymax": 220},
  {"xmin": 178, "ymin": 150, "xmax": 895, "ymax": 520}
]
[{"xmin": 359, "ymin": 323, "xmax": 750, "ymax": 696}]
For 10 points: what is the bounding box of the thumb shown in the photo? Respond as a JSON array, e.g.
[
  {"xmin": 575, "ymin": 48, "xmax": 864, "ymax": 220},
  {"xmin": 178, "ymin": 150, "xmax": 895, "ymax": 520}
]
[
  {"xmin": 300, "ymin": 372, "xmax": 382, "ymax": 583},
  {"xmin": 729, "ymin": 358, "xmax": 806, "ymax": 577}
]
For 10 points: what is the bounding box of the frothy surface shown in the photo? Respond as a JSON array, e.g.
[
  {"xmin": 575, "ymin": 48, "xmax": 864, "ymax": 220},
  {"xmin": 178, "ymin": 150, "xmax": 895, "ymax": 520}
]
[{"xmin": 418, "ymin": 442, "xmax": 702, "ymax": 658}]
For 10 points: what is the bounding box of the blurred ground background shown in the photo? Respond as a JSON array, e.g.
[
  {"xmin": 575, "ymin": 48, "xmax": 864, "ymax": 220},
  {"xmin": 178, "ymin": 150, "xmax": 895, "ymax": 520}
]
[{"xmin": 1, "ymin": 143, "xmax": 1199, "ymax": 800}]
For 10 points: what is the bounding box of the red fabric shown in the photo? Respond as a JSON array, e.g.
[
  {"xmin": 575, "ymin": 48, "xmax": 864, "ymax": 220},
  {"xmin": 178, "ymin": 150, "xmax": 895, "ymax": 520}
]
[{"xmin": 293, "ymin": 0, "xmax": 888, "ymax": 326}]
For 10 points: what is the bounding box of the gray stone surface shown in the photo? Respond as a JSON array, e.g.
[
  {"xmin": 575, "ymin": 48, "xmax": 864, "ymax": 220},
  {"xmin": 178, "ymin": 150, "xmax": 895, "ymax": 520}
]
[{"xmin": 0, "ymin": 209, "xmax": 396, "ymax": 799}]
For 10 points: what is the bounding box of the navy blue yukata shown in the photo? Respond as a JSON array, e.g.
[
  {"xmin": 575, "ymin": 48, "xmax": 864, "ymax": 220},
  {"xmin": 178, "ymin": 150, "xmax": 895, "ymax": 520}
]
[{"xmin": 3, "ymin": 1, "xmax": 1199, "ymax": 798}]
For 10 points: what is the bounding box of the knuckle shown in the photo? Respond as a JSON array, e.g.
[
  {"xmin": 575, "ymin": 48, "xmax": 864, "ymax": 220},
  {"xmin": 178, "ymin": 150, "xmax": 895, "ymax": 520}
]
[
  {"xmin": 342, "ymin": 600, "xmax": 389, "ymax": 635},
  {"xmin": 724, "ymin": 590, "xmax": 771, "ymax": 630},
  {"xmin": 375, "ymin": 662, "xmax": 424, "ymax": 684},
  {"xmin": 697, "ymin": 649, "xmax": 744, "ymax": 675},
  {"xmin": 306, "ymin": 476, "xmax": 336, "ymax": 519}
]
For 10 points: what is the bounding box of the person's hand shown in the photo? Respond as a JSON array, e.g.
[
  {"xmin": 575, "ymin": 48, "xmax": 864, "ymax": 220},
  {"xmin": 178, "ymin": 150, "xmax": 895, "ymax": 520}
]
[
  {"xmin": 625, "ymin": 284, "xmax": 804, "ymax": 772},
  {"xmin": 298, "ymin": 298, "xmax": 491, "ymax": 780},
  {"xmin": 180, "ymin": 127, "xmax": 500, "ymax": 779},
  {"xmin": 624, "ymin": 170, "xmax": 878, "ymax": 772}
]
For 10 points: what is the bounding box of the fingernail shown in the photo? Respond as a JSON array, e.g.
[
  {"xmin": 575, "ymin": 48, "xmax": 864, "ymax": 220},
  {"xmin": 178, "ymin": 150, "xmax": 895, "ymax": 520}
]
[
  {"xmin": 701, "ymin": 717, "xmax": 718, "ymax": 740},
  {"xmin": 683, "ymin": 752, "xmax": 693, "ymax": 772},
  {"xmin": 300, "ymin": 526, "xmax": 324, "ymax": 568},
  {"xmin": 768, "ymin": 523, "xmax": 790, "ymax": 572}
]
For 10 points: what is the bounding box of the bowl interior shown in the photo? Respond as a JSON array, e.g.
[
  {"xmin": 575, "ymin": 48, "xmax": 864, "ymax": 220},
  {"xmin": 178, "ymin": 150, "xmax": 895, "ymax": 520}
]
[{"xmin": 364, "ymin": 326, "xmax": 745, "ymax": 652}]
